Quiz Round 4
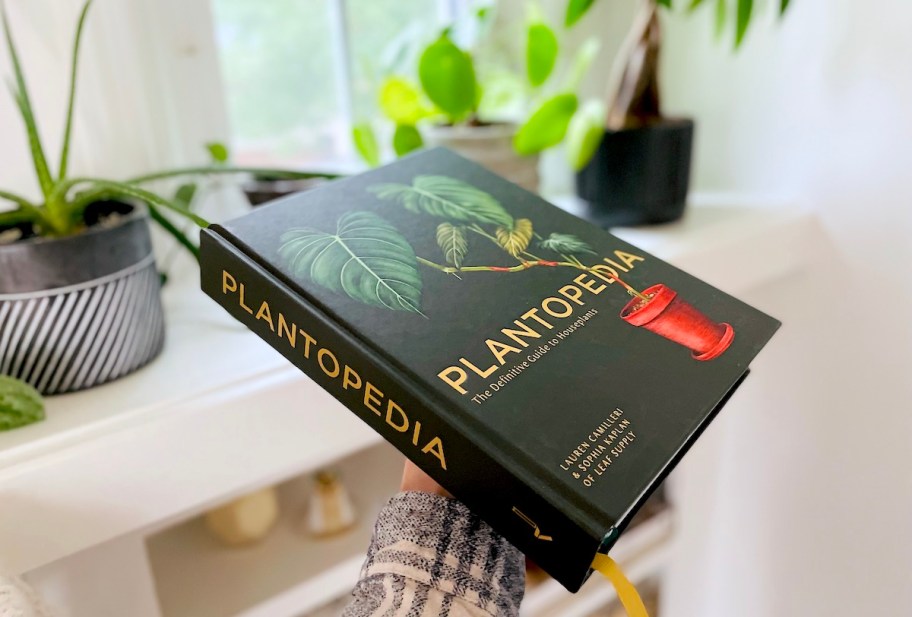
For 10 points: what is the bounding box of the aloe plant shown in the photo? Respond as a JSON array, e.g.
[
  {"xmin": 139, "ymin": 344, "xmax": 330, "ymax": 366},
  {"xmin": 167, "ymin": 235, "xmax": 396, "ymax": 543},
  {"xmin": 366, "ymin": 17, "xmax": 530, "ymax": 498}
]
[
  {"xmin": 0, "ymin": 0, "xmax": 335, "ymax": 258},
  {"xmin": 353, "ymin": 6, "xmax": 599, "ymax": 166},
  {"xmin": 564, "ymin": 0, "xmax": 793, "ymax": 167}
]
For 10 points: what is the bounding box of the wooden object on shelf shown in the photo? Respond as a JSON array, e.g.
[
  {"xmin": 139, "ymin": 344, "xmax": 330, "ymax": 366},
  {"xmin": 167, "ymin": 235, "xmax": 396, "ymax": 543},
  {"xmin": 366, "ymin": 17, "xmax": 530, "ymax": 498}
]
[
  {"xmin": 303, "ymin": 471, "xmax": 357, "ymax": 538},
  {"xmin": 205, "ymin": 487, "xmax": 279, "ymax": 546}
]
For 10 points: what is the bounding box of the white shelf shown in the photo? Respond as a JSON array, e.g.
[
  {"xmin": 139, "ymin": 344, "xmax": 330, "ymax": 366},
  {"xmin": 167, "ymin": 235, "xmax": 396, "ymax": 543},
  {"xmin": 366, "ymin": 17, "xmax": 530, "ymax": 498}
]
[
  {"xmin": 0, "ymin": 199, "xmax": 816, "ymax": 577},
  {"xmin": 521, "ymin": 510, "xmax": 673, "ymax": 617},
  {"xmin": 147, "ymin": 442, "xmax": 402, "ymax": 617}
]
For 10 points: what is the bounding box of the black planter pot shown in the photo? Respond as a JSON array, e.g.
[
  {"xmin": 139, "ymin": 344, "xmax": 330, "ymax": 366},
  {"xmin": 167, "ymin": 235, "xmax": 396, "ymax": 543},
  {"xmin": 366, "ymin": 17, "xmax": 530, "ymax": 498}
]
[
  {"xmin": 243, "ymin": 177, "xmax": 329, "ymax": 206},
  {"xmin": 575, "ymin": 119, "xmax": 694, "ymax": 227},
  {"xmin": 0, "ymin": 206, "xmax": 165, "ymax": 395}
]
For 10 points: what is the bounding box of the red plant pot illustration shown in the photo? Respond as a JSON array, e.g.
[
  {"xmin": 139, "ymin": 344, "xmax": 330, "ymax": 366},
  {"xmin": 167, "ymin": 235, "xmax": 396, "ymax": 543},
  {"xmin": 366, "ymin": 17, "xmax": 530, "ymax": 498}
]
[{"xmin": 620, "ymin": 284, "xmax": 734, "ymax": 361}]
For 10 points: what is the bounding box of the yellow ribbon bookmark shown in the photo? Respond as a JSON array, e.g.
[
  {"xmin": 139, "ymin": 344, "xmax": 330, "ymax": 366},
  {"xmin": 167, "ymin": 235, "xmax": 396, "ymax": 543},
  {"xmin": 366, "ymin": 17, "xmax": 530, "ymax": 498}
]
[{"xmin": 592, "ymin": 553, "xmax": 649, "ymax": 617}]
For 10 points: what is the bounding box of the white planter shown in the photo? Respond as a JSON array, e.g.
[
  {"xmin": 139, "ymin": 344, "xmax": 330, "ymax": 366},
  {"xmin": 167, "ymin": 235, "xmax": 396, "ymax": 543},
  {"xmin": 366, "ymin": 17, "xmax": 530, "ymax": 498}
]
[{"xmin": 422, "ymin": 123, "xmax": 540, "ymax": 192}]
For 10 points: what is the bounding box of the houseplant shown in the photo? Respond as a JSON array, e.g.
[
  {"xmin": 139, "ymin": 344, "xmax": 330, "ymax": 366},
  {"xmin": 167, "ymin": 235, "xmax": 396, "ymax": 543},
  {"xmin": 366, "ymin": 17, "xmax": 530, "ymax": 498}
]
[
  {"xmin": 567, "ymin": 0, "xmax": 792, "ymax": 227},
  {"xmin": 0, "ymin": 1, "xmax": 207, "ymax": 394},
  {"xmin": 0, "ymin": 1, "xmax": 324, "ymax": 395},
  {"xmin": 197, "ymin": 142, "xmax": 336, "ymax": 207},
  {"xmin": 353, "ymin": 7, "xmax": 600, "ymax": 192}
]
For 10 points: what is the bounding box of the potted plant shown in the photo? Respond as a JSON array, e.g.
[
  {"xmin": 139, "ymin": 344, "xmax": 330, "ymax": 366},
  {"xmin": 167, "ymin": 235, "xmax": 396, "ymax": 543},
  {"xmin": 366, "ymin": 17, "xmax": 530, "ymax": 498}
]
[
  {"xmin": 353, "ymin": 7, "xmax": 600, "ymax": 192},
  {"xmin": 194, "ymin": 142, "xmax": 336, "ymax": 207},
  {"xmin": 566, "ymin": 0, "xmax": 792, "ymax": 227},
  {"xmin": 0, "ymin": 1, "xmax": 324, "ymax": 395},
  {"xmin": 0, "ymin": 1, "xmax": 209, "ymax": 394}
]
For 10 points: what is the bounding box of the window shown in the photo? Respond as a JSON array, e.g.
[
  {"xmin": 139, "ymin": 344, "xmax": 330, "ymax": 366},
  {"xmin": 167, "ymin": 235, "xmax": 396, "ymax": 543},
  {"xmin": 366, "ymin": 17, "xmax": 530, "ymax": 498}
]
[{"xmin": 212, "ymin": 0, "xmax": 466, "ymax": 170}]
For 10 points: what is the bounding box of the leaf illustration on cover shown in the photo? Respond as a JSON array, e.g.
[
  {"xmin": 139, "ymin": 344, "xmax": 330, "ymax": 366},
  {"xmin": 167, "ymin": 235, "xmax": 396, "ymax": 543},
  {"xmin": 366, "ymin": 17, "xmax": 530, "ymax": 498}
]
[
  {"xmin": 495, "ymin": 218, "xmax": 533, "ymax": 258},
  {"xmin": 435, "ymin": 222, "xmax": 468, "ymax": 267},
  {"xmin": 368, "ymin": 175, "xmax": 513, "ymax": 228},
  {"xmin": 539, "ymin": 233, "xmax": 596, "ymax": 256},
  {"xmin": 278, "ymin": 211, "xmax": 424, "ymax": 314}
]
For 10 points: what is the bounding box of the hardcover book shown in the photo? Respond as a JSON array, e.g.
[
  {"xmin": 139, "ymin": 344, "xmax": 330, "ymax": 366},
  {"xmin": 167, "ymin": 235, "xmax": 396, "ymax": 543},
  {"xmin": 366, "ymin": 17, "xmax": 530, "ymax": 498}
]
[{"xmin": 200, "ymin": 148, "xmax": 780, "ymax": 592}]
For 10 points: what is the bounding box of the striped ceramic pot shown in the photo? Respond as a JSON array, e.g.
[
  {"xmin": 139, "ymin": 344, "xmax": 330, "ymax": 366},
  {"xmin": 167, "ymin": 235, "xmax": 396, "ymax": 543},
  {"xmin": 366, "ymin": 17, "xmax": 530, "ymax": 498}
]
[{"xmin": 0, "ymin": 211, "xmax": 165, "ymax": 395}]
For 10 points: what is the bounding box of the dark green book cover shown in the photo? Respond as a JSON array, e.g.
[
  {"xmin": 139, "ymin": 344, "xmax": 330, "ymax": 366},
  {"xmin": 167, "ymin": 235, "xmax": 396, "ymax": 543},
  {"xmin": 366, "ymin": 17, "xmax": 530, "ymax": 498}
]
[{"xmin": 199, "ymin": 148, "xmax": 780, "ymax": 591}]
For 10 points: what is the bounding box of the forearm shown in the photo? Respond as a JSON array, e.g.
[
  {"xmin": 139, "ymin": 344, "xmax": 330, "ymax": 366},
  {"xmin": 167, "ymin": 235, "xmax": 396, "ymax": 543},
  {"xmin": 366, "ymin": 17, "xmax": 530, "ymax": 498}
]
[{"xmin": 342, "ymin": 491, "xmax": 525, "ymax": 616}]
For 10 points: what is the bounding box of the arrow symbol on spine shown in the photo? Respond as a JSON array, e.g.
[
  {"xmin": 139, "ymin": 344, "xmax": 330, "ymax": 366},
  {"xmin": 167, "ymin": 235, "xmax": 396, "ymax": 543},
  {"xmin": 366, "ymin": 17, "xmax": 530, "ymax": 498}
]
[{"xmin": 512, "ymin": 506, "xmax": 553, "ymax": 541}]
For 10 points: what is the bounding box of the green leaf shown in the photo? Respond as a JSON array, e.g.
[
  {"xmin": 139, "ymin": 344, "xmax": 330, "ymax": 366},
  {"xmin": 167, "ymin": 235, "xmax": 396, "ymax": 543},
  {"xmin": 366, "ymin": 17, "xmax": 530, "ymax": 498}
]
[
  {"xmin": 566, "ymin": 37, "xmax": 600, "ymax": 92},
  {"xmin": 206, "ymin": 142, "xmax": 229, "ymax": 163},
  {"xmin": 565, "ymin": 0, "xmax": 596, "ymax": 27},
  {"xmin": 59, "ymin": 178, "xmax": 210, "ymax": 228},
  {"xmin": 779, "ymin": 0, "xmax": 790, "ymax": 15},
  {"xmin": 369, "ymin": 175, "xmax": 513, "ymax": 227},
  {"xmin": 0, "ymin": 189, "xmax": 47, "ymax": 228},
  {"xmin": 352, "ymin": 123, "xmax": 380, "ymax": 167},
  {"xmin": 147, "ymin": 203, "xmax": 200, "ymax": 260},
  {"xmin": 715, "ymin": 0, "xmax": 727, "ymax": 40},
  {"xmin": 128, "ymin": 166, "xmax": 339, "ymax": 184},
  {"xmin": 526, "ymin": 22, "xmax": 558, "ymax": 87},
  {"xmin": 392, "ymin": 124, "xmax": 423, "ymax": 157},
  {"xmin": 279, "ymin": 211, "xmax": 423, "ymax": 314},
  {"xmin": 735, "ymin": 0, "xmax": 753, "ymax": 48},
  {"xmin": 3, "ymin": 6, "xmax": 54, "ymax": 199},
  {"xmin": 495, "ymin": 218, "xmax": 533, "ymax": 258},
  {"xmin": 688, "ymin": 0, "xmax": 707, "ymax": 10},
  {"xmin": 657, "ymin": 0, "xmax": 672, "ymax": 7},
  {"xmin": 59, "ymin": 0, "xmax": 93, "ymax": 180},
  {"xmin": 0, "ymin": 206, "xmax": 35, "ymax": 227},
  {"xmin": 539, "ymin": 233, "xmax": 596, "ymax": 256},
  {"xmin": 173, "ymin": 183, "xmax": 198, "ymax": 210},
  {"xmin": 435, "ymin": 222, "xmax": 468, "ymax": 267},
  {"xmin": 0, "ymin": 375, "xmax": 44, "ymax": 432},
  {"xmin": 514, "ymin": 93, "xmax": 578, "ymax": 155},
  {"xmin": 418, "ymin": 34, "xmax": 477, "ymax": 122},
  {"xmin": 566, "ymin": 99, "xmax": 605, "ymax": 171},
  {"xmin": 379, "ymin": 77, "xmax": 429, "ymax": 125}
]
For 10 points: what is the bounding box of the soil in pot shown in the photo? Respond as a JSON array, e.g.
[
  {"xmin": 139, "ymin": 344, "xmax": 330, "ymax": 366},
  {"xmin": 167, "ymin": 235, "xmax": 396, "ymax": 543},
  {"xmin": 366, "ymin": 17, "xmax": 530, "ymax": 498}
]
[
  {"xmin": 575, "ymin": 119, "xmax": 694, "ymax": 228},
  {"xmin": 0, "ymin": 202, "xmax": 166, "ymax": 394},
  {"xmin": 620, "ymin": 283, "xmax": 733, "ymax": 361}
]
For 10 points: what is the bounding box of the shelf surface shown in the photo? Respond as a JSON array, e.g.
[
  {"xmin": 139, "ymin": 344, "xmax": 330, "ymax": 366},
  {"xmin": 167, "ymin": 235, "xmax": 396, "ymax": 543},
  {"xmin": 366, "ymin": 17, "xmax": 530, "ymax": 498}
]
[
  {"xmin": 147, "ymin": 443, "xmax": 402, "ymax": 617},
  {"xmin": 0, "ymin": 197, "xmax": 814, "ymax": 574}
]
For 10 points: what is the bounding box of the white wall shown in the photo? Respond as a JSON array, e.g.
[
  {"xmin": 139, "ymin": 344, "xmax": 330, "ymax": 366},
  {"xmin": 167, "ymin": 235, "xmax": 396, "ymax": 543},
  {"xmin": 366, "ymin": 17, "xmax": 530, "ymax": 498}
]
[
  {"xmin": 0, "ymin": 0, "xmax": 228, "ymax": 200},
  {"xmin": 659, "ymin": 1, "xmax": 912, "ymax": 615}
]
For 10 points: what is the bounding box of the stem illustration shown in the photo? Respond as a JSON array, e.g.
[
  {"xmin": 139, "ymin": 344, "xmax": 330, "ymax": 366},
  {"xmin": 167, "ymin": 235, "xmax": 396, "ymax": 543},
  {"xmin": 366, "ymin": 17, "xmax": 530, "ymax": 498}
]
[{"xmin": 417, "ymin": 251, "xmax": 649, "ymax": 302}]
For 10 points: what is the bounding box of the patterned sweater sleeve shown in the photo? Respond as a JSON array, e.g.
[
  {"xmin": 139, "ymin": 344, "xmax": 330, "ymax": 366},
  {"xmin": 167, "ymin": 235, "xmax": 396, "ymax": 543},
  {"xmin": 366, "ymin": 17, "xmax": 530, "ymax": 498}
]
[{"xmin": 342, "ymin": 491, "xmax": 526, "ymax": 617}]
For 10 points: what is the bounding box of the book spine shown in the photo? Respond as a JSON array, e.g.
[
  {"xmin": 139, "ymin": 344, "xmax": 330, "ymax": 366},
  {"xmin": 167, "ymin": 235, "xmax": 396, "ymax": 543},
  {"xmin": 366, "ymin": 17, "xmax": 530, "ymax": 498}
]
[{"xmin": 200, "ymin": 228, "xmax": 601, "ymax": 592}]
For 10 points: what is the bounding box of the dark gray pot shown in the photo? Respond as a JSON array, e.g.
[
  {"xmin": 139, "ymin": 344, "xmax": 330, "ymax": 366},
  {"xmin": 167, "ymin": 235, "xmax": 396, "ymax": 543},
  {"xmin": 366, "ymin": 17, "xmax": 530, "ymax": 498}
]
[
  {"xmin": 0, "ymin": 208, "xmax": 165, "ymax": 395},
  {"xmin": 574, "ymin": 119, "xmax": 694, "ymax": 227}
]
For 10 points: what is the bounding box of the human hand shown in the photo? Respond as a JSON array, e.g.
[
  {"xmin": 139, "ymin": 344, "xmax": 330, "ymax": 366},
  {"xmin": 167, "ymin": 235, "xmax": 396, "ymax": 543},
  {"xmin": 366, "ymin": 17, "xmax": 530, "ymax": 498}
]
[{"xmin": 400, "ymin": 459, "xmax": 451, "ymax": 498}]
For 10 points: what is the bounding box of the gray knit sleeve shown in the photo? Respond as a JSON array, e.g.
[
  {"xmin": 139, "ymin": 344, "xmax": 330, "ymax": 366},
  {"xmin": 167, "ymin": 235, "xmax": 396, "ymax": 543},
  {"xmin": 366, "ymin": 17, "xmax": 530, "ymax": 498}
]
[{"xmin": 342, "ymin": 491, "xmax": 525, "ymax": 616}]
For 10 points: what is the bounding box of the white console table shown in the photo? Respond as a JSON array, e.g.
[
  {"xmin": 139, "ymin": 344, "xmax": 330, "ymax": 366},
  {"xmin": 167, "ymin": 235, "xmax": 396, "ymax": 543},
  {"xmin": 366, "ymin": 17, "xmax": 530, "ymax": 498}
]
[{"xmin": 0, "ymin": 198, "xmax": 815, "ymax": 616}]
